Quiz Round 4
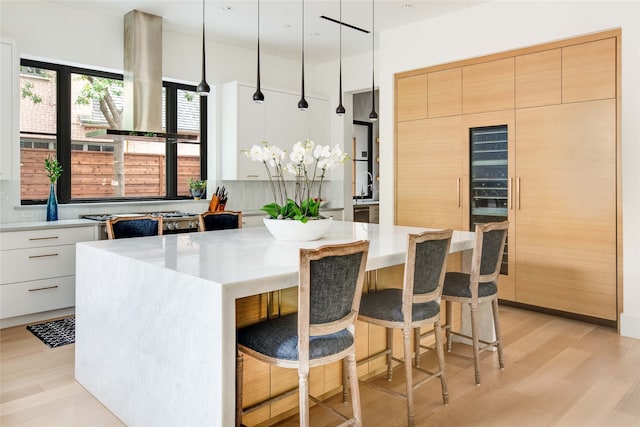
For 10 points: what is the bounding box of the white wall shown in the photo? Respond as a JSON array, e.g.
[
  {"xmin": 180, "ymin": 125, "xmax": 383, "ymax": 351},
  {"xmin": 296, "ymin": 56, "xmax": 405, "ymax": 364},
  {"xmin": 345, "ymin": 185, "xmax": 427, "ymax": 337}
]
[{"xmin": 370, "ymin": 0, "xmax": 639, "ymax": 338}]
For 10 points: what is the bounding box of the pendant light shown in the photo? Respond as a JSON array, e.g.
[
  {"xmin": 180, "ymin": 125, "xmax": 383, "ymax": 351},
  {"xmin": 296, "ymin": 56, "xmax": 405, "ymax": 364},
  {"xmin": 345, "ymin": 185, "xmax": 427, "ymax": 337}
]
[
  {"xmin": 368, "ymin": 0, "xmax": 378, "ymax": 121},
  {"xmin": 196, "ymin": 0, "xmax": 210, "ymax": 96},
  {"xmin": 298, "ymin": 0, "xmax": 309, "ymax": 110},
  {"xmin": 335, "ymin": 0, "xmax": 345, "ymax": 116},
  {"xmin": 253, "ymin": 0, "xmax": 265, "ymax": 103}
]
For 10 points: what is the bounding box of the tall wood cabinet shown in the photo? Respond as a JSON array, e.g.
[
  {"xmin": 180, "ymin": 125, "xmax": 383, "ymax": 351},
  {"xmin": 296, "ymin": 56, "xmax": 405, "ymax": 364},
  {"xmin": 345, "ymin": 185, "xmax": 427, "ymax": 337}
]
[{"xmin": 395, "ymin": 30, "xmax": 620, "ymax": 322}]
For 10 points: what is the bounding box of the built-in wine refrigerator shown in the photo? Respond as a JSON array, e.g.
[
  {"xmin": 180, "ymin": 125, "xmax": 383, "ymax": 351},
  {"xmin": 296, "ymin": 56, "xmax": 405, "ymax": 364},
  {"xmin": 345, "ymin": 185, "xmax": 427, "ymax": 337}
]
[{"xmin": 470, "ymin": 125, "xmax": 508, "ymax": 274}]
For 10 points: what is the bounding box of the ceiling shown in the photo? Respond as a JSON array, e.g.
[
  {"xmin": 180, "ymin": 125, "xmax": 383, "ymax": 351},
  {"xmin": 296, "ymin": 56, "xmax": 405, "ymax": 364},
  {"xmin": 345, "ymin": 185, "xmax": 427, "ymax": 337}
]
[{"xmin": 50, "ymin": 0, "xmax": 486, "ymax": 64}]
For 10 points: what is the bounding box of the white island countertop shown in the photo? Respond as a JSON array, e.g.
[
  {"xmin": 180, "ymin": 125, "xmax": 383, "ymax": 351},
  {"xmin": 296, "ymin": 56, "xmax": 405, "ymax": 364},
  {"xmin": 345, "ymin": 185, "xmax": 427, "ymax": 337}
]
[{"xmin": 75, "ymin": 221, "xmax": 474, "ymax": 426}]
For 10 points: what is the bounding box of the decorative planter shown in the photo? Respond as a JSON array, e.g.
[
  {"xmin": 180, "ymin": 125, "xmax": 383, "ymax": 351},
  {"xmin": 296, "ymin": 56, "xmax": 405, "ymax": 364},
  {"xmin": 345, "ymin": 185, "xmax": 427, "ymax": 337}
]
[
  {"xmin": 263, "ymin": 217, "xmax": 332, "ymax": 242},
  {"xmin": 46, "ymin": 183, "xmax": 58, "ymax": 221},
  {"xmin": 190, "ymin": 187, "xmax": 205, "ymax": 200}
]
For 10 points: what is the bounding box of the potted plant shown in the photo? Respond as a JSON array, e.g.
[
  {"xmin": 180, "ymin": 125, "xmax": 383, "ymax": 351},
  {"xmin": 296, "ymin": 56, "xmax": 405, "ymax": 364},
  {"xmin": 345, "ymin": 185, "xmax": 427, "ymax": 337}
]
[
  {"xmin": 243, "ymin": 140, "xmax": 348, "ymax": 241},
  {"xmin": 44, "ymin": 155, "xmax": 63, "ymax": 221},
  {"xmin": 188, "ymin": 178, "xmax": 207, "ymax": 200}
]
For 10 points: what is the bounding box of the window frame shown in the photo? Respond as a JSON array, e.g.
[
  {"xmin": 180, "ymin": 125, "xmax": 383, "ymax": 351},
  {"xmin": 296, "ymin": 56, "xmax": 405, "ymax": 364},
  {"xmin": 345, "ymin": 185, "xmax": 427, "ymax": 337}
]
[{"xmin": 19, "ymin": 58, "xmax": 207, "ymax": 205}]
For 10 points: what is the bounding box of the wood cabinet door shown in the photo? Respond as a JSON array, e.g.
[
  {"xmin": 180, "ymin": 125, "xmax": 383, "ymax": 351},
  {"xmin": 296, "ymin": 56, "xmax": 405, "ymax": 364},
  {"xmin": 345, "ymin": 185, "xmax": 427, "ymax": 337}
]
[
  {"xmin": 396, "ymin": 74, "xmax": 428, "ymax": 121},
  {"xmin": 514, "ymin": 99, "xmax": 617, "ymax": 320},
  {"xmin": 395, "ymin": 116, "xmax": 463, "ymax": 230}
]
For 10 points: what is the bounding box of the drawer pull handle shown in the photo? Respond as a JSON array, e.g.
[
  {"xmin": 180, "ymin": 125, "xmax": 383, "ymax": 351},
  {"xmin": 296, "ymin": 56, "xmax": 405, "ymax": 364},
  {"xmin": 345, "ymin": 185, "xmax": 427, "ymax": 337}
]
[
  {"xmin": 28, "ymin": 236, "xmax": 59, "ymax": 241},
  {"xmin": 246, "ymin": 175, "xmax": 260, "ymax": 178},
  {"xmin": 28, "ymin": 285, "xmax": 59, "ymax": 292},
  {"xmin": 28, "ymin": 253, "xmax": 59, "ymax": 259}
]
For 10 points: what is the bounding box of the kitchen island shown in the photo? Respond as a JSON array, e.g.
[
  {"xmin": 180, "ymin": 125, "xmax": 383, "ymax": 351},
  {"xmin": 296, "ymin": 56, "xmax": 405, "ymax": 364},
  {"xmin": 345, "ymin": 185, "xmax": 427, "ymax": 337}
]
[{"xmin": 75, "ymin": 221, "xmax": 474, "ymax": 426}]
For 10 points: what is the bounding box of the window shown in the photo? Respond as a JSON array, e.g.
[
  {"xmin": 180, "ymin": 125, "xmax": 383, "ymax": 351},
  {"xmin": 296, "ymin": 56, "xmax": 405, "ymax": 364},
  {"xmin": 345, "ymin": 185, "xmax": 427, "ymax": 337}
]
[{"xmin": 19, "ymin": 59, "xmax": 206, "ymax": 204}]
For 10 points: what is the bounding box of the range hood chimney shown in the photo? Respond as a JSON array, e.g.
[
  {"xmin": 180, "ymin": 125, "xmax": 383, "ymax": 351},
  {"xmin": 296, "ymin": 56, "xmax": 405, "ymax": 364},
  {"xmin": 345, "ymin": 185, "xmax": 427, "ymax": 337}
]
[{"xmin": 87, "ymin": 10, "xmax": 197, "ymax": 143}]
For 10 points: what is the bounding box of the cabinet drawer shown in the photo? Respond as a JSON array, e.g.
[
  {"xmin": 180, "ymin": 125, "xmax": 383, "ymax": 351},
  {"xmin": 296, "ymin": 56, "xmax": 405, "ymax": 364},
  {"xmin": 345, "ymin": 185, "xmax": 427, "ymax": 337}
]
[
  {"xmin": 0, "ymin": 226, "xmax": 95, "ymax": 250},
  {"xmin": 0, "ymin": 244, "xmax": 76, "ymax": 284},
  {"xmin": 0, "ymin": 276, "xmax": 75, "ymax": 319}
]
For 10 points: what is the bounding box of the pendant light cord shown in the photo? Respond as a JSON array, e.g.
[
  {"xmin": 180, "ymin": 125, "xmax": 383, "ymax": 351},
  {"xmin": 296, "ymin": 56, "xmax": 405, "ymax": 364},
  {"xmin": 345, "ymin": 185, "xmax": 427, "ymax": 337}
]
[
  {"xmin": 197, "ymin": 0, "xmax": 210, "ymax": 95},
  {"xmin": 298, "ymin": 0, "xmax": 308, "ymax": 110},
  {"xmin": 336, "ymin": 0, "xmax": 345, "ymax": 115},
  {"xmin": 253, "ymin": 0, "xmax": 264, "ymax": 102},
  {"xmin": 369, "ymin": 0, "xmax": 378, "ymax": 120}
]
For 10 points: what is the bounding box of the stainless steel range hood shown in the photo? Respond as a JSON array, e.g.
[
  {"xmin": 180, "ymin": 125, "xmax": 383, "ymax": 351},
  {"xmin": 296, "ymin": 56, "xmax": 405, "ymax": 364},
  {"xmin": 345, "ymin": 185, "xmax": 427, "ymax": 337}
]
[{"xmin": 86, "ymin": 10, "xmax": 197, "ymax": 143}]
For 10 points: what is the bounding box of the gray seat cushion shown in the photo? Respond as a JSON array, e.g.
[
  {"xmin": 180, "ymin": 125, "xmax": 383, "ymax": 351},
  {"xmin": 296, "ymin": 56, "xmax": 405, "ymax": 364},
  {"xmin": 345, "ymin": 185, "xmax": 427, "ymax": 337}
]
[
  {"xmin": 237, "ymin": 313, "xmax": 354, "ymax": 361},
  {"xmin": 442, "ymin": 272, "xmax": 497, "ymax": 298},
  {"xmin": 359, "ymin": 288, "xmax": 440, "ymax": 323}
]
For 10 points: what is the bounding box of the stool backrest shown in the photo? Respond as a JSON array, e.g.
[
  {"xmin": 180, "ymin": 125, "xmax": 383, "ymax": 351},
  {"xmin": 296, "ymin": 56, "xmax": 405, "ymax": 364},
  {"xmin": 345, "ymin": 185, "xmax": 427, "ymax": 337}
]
[
  {"xmin": 106, "ymin": 215, "xmax": 163, "ymax": 240},
  {"xmin": 198, "ymin": 211, "xmax": 242, "ymax": 231},
  {"xmin": 472, "ymin": 221, "xmax": 509, "ymax": 285},
  {"xmin": 298, "ymin": 240, "xmax": 369, "ymax": 366},
  {"xmin": 404, "ymin": 229, "xmax": 453, "ymax": 307}
]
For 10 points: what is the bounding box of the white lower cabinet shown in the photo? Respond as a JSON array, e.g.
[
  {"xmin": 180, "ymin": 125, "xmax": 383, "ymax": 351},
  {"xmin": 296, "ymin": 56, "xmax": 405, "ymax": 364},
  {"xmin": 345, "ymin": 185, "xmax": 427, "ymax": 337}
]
[{"xmin": 0, "ymin": 224, "xmax": 95, "ymax": 323}]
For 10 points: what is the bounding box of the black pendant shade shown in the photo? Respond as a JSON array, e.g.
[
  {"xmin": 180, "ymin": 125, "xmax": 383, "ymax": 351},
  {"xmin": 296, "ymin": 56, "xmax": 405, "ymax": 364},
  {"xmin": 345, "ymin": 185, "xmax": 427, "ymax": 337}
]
[
  {"xmin": 298, "ymin": 0, "xmax": 308, "ymax": 111},
  {"xmin": 369, "ymin": 0, "xmax": 377, "ymax": 121},
  {"xmin": 197, "ymin": 0, "xmax": 210, "ymax": 96},
  {"xmin": 335, "ymin": 0, "xmax": 345, "ymax": 116},
  {"xmin": 253, "ymin": 0, "xmax": 264, "ymax": 103}
]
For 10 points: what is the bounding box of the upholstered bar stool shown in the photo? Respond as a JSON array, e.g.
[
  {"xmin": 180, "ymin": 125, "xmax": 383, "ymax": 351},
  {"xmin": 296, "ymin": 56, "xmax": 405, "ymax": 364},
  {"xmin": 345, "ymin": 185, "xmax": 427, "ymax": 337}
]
[
  {"xmin": 441, "ymin": 221, "xmax": 508, "ymax": 385},
  {"xmin": 198, "ymin": 211, "xmax": 242, "ymax": 231},
  {"xmin": 236, "ymin": 240, "xmax": 370, "ymax": 427},
  {"xmin": 351, "ymin": 229, "xmax": 452, "ymax": 426},
  {"xmin": 105, "ymin": 215, "xmax": 163, "ymax": 239}
]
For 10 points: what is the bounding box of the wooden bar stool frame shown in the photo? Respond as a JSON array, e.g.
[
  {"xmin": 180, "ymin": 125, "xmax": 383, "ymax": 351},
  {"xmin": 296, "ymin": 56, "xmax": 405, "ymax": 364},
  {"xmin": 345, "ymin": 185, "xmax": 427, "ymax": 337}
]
[
  {"xmin": 441, "ymin": 221, "xmax": 508, "ymax": 385},
  {"xmin": 236, "ymin": 240, "xmax": 370, "ymax": 427},
  {"xmin": 349, "ymin": 229, "xmax": 453, "ymax": 426}
]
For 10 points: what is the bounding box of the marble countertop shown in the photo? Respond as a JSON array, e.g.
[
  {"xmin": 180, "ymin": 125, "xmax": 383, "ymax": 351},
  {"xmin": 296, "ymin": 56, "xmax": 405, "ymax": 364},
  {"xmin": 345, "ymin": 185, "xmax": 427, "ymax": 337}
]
[
  {"xmin": 78, "ymin": 221, "xmax": 474, "ymax": 299},
  {"xmin": 0, "ymin": 219, "xmax": 97, "ymax": 232}
]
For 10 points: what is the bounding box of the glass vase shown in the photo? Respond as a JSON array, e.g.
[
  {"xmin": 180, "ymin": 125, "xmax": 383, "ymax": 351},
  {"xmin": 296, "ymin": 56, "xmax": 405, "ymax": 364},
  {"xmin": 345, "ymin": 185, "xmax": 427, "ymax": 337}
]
[{"xmin": 46, "ymin": 183, "xmax": 58, "ymax": 221}]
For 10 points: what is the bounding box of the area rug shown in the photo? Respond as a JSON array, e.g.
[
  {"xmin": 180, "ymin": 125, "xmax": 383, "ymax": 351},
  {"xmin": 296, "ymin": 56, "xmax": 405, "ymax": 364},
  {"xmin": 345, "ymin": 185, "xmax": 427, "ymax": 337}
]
[{"xmin": 26, "ymin": 317, "xmax": 75, "ymax": 348}]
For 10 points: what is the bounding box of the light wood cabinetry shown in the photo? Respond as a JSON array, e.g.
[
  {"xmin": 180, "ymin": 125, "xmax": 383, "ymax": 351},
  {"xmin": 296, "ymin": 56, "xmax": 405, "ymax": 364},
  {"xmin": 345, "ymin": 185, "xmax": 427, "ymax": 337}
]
[
  {"xmin": 396, "ymin": 74, "xmax": 428, "ymax": 121},
  {"xmin": 562, "ymin": 38, "xmax": 616, "ymax": 103},
  {"xmin": 396, "ymin": 116, "xmax": 463, "ymax": 230},
  {"xmin": 514, "ymin": 99, "xmax": 617, "ymax": 320},
  {"xmin": 0, "ymin": 38, "xmax": 18, "ymax": 180},
  {"xmin": 515, "ymin": 49, "xmax": 562, "ymax": 108},
  {"xmin": 0, "ymin": 225, "xmax": 96, "ymax": 321},
  {"xmin": 428, "ymin": 67, "xmax": 462, "ymax": 118},
  {"xmin": 221, "ymin": 81, "xmax": 330, "ymax": 181},
  {"xmin": 462, "ymin": 58, "xmax": 514, "ymax": 114},
  {"xmin": 395, "ymin": 30, "xmax": 620, "ymax": 322}
]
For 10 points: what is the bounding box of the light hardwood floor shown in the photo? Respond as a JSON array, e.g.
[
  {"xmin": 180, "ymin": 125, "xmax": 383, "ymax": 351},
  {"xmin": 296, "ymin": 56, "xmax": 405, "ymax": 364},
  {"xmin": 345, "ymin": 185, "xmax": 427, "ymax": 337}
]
[{"xmin": 2, "ymin": 306, "xmax": 639, "ymax": 426}]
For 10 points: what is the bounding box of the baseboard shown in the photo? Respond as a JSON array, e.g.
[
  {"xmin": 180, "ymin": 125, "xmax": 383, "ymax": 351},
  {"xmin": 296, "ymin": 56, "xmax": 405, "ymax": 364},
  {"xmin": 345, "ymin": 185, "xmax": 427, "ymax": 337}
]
[
  {"xmin": 620, "ymin": 312, "xmax": 640, "ymax": 340},
  {"xmin": 498, "ymin": 300, "xmax": 617, "ymax": 329},
  {"xmin": 0, "ymin": 307, "xmax": 75, "ymax": 329}
]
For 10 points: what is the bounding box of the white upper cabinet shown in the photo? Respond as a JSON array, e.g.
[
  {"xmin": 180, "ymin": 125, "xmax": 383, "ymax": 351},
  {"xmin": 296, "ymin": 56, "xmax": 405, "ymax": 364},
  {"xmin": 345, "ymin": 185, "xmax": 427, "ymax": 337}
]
[
  {"xmin": 0, "ymin": 38, "xmax": 19, "ymax": 181},
  {"xmin": 221, "ymin": 81, "xmax": 330, "ymax": 181}
]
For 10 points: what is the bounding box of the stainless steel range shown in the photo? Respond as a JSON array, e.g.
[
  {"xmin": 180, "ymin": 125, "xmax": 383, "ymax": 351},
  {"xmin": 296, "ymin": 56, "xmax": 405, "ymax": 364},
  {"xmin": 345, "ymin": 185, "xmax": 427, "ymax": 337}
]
[{"xmin": 82, "ymin": 211, "xmax": 200, "ymax": 239}]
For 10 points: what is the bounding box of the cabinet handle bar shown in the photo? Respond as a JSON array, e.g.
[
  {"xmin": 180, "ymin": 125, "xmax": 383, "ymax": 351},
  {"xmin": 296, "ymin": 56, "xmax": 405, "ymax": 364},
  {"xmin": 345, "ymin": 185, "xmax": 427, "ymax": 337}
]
[
  {"xmin": 28, "ymin": 285, "xmax": 59, "ymax": 292},
  {"xmin": 28, "ymin": 236, "xmax": 59, "ymax": 241},
  {"xmin": 456, "ymin": 178, "xmax": 461, "ymax": 208},
  {"xmin": 28, "ymin": 253, "xmax": 59, "ymax": 259},
  {"xmin": 517, "ymin": 177, "xmax": 521, "ymax": 210},
  {"xmin": 508, "ymin": 177, "xmax": 513, "ymax": 210}
]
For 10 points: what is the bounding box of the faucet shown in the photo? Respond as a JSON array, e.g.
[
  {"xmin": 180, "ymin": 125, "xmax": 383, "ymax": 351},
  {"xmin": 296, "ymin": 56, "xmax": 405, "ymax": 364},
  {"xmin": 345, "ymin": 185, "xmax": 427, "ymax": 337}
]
[{"xmin": 359, "ymin": 171, "xmax": 374, "ymax": 203}]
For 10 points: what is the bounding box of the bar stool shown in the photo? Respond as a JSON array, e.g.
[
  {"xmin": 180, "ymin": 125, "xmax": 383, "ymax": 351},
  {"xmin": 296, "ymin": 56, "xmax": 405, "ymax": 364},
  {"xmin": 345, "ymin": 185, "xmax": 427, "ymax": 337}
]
[
  {"xmin": 236, "ymin": 240, "xmax": 370, "ymax": 427},
  {"xmin": 352, "ymin": 229, "xmax": 452, "ymax": 426},
  {"xmin": 441, "ymin": 221, "xmax": 508, "ymax": 385},
  {"xmin": 105, "ymin": 215, "xmax": 163, "ymax": 239},
  {"xmin": 198, "ymin": 211, "xmax": 242, "ymax": 231}
]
